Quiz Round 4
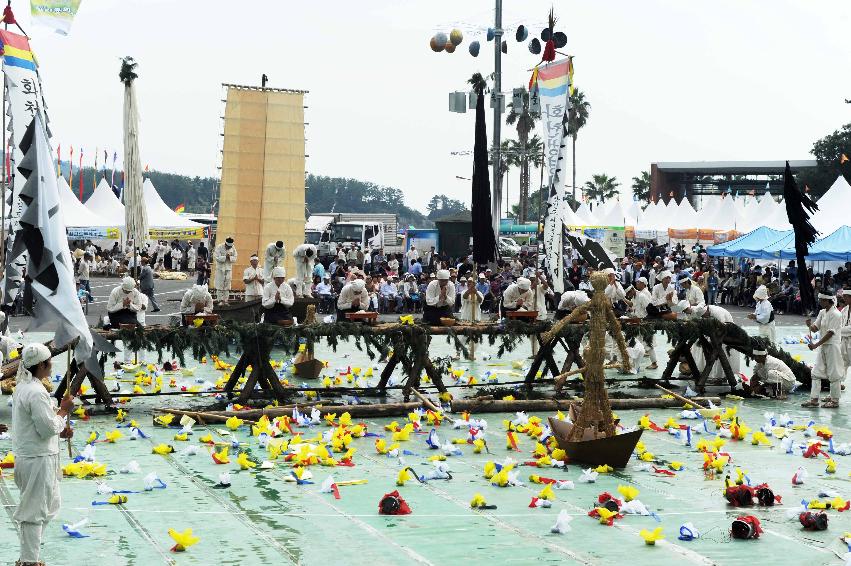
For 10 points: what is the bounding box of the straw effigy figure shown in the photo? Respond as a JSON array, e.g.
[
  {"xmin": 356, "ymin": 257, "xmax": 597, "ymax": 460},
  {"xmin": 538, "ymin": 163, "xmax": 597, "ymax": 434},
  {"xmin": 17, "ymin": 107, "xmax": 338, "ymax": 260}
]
[{"xmin": 544, "ymin": 271, "xmax": 630, "ymax": 440}]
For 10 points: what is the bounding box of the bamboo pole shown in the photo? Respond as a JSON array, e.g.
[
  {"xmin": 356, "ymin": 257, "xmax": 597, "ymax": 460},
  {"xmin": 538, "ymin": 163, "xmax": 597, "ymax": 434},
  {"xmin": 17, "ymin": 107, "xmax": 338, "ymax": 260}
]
[{"xmin": 655, "ymin": 384, "xmax": 708, "ymax": 411}]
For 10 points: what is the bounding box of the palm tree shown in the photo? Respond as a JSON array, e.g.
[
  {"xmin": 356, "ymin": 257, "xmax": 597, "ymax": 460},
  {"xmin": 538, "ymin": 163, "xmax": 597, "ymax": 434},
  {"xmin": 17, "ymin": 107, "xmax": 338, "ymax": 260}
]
[
  {"xmin": 506, "ymin": 88, "xmax": 540, "ymax": 223},
  {"xmin": 567, "ymin": 89, "xmax": 591, "ymax": 202},
  {"xmin": 498, "ymin": 139, "xmax": 515, "ymax": 218},
  {"xmin": 583, "ymin": 174, "xmax": 620, "ymax": 203},
  {"xmin": 631, "ymin": 170, "xmax": 651, "ymax": 202}
]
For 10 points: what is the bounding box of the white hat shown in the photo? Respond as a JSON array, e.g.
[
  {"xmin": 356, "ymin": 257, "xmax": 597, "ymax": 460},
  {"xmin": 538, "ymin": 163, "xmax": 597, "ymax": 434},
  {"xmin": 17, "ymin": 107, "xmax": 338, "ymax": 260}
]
[
  {"xmin": 352, "ymin": 279, "xmax": 366, "ymax": 291},
  {"xmin": 250, "ymin": 254, "xmax": 259, "ymax": 260},
  {"xmin": 272, "ymin": 267, "xmax": 286, "ymax": 278},
  {"xmin": 753, "ymin": 285, "xmax": 769, "ymax": 300},
  {"xmin": 437, "ymin": 269, "xmax": 450, "ymax": 280},
  {"xmin": 478, "ymin": 273, "xmax": 486, "ymax": 279},
  {"xmin": 517, "ymin": 277, "xmax": 531, "ymax": 291},
  {"xmin": 635, "ymin": 277, "xmax": 648, "ymax": 286},
  {"xmin": 460, "ymin": 277, "xmax": 467, "ymax": 282},
  {"xmin": 121, "ymin": 277, "xmax": 135, "ymax": 291},
  {"xmin": 575, "ymin": 291, "xmax": 591, "ymax": 305},
  {"xmin": 752, "ymin": 349, "xmax": 768, "ymax": 356},
  {"xmin": 818, "ymin": 292, "xmax": 835, "ymax": 301},
  {"xmin": 672, "ymin": 299, "xmax": 690, "ymax": 313},
  {"xmin": 22, "ymin": 342, "xmax": 51, "ymax": 369},
  {"xmin": 692, "ymin": 305, "xmax": 708, "ymax": 318},
  {"xmin": 659, "ymin": 270, "xmax": 672, "ymax": 280},
  {"xmin": 602, "ymin": 268, "xmax": 615, "ymax": 276}
]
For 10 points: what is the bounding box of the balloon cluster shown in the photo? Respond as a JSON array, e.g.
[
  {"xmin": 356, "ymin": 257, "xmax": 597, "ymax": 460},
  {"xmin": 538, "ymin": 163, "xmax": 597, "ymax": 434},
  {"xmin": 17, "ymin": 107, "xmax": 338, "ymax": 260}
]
[
  {"xmin": 428, "ymin": 24, "xmax": 566, "ymax": 58},
  {"xmin": 429, "ymin": 29, "xmax": 464, "ymax": 53}
]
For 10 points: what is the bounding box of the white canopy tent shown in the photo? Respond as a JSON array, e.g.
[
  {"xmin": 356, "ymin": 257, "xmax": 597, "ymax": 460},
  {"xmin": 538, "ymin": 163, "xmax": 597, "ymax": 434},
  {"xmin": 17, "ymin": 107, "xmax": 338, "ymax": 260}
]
[
  {"xmin": 574, "ymin": 202, "xmax": 596, "ymax": 225},
  {"xmin": 58, "ymin": 176, "xmax": 116, "ymax": 228},
  {"xmin": 141, "ymin": 178, "xmax": 204, "ymax": 228},
  {"xmin": 85, "ymin": 178, "xmax": 126, "ymax": 223},
  {"xmin": 562, "ymin": 204, "xmax": 586, "ymax": 227},
  {"xmin": 811, "ymin": 175, "xmax": 851, "ymax": 236}
]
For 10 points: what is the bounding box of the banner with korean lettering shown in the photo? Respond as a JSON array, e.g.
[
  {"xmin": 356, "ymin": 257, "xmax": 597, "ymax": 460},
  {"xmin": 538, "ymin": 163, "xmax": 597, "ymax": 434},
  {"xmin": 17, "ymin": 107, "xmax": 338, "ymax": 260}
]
[
  {"xmin": 67, "ymin": 227, "xmax": 121, "ymax": 240},
  {"xmin": 1, "ymin": 30, "xmax": 53, "ymax": 306},
  {"xmin": 537, "ymin": 57, "xmax": 572, "ymax": 292},
  {"xmin": 30, "ymin": 0, "xmax": 83, "ymax": 36},
  {"xmin": 148, "ymin": 226, "xmax": 207, "ymax": 240}
]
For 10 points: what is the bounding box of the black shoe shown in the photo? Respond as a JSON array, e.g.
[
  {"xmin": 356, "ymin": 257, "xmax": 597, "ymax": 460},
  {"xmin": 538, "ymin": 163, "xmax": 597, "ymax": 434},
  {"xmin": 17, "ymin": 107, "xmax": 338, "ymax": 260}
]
[{"xmin": 152, "ymin": 308, "xmax": 161, "ymax": 312}]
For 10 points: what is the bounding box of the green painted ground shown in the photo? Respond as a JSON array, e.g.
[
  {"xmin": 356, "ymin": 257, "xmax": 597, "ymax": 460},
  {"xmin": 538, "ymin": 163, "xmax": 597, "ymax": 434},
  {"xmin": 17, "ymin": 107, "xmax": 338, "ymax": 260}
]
[{"xmin": 0, "ymin": 326, "xmax": 849, "ymax": 566}]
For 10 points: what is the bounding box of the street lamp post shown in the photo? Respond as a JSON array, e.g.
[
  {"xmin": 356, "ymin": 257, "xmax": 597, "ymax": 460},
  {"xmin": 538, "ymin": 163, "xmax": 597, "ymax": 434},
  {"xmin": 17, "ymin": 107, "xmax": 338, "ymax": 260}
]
[{"xmin": 491, "ymin": 0, "xmax": 503, "ymax": 246}]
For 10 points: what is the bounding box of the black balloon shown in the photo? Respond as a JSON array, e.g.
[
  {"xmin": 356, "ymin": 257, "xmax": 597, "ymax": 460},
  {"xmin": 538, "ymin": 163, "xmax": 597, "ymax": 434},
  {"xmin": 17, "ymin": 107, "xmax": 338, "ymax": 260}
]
[
  {"xmin": 529, "ymin": 38, "xmax": 541, "ymax": 54},
  {"xmin": 487, "ymin": 28, "xmax": 495, "ymax": 42},
  {"xmin": 515, "ymin": 25, "xmax": 527, "ymax": 42},
  {"xmin": 469, "ymin": 41, "xmax": 480, "ymax": 57},
  {"xmin": 541, "ymin": 28, "xmax": 551, "ymax": 41},
  {"xmin": 501, "ymin": 39, "xmax": 507, "ymax": 54},
  {"xmin": 553, "ymin": 31, "xmax": 567, "ymax": 48}
]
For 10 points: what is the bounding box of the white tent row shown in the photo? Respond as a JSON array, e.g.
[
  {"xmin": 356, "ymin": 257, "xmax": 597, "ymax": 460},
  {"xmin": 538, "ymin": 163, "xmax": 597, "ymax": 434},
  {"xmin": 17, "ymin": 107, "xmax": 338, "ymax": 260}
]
[
  {"xmin": 82, "ymin": 177, "xmax": 204, "ymax": 231},
  {"xmin": 58, "ymin": 176, "xmax": 117, "ymax": 228},
  {"xmin": 558, "ymin": 176, "xmax": 851, "ymax": 235}
]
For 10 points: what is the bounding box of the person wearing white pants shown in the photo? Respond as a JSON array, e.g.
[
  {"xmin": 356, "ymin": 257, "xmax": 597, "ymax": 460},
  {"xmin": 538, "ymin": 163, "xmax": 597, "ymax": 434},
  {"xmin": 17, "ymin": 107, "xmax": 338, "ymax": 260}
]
[
  {"xmin": 839, "ymin": 289, "xmax": 851, "ymax": 376},
  {"xmin": 12, "ymin": 344, "xmax": 76, "ymax": 566},
  {"xmin": 802, "ymin": 292, "xmax": 844, "ymax": 408},
  {"xmin": 630, "ymin": 277, "xmax": 658, "ymax": 369},
  {"xmin": 749, "ymin": 285, "xmax": 776, "ymax": 346}
]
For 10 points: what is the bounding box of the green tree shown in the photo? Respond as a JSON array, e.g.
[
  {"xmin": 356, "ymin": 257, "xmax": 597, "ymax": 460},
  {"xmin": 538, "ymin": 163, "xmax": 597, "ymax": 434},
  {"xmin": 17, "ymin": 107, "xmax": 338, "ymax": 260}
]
[
  {"xmin": 583, "ymin": 174, "xmax": 620, "ymax": 203},
  {"xmin": 506, "ymin": 88, "xmax": 540, "ymax": 223},
  {"xmin": 426, "ymin": 194, "xmax": 468, "ymax": 220},
  {"xmin": 567, "ymin": 88, "xmax": 591, "ymax": 202},
  {"xmin": 631, "ymin": 170, "xmax": 651, "ymax": 202},
  {"xmin": 797, "ymin": 122, "xmax": 851, "ymax": 198}
]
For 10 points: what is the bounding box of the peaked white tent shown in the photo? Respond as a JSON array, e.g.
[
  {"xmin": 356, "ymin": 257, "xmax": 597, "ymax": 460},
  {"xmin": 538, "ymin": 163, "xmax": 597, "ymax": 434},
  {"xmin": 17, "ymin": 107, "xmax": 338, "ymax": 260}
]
[
  {"xmin": 86, "ymin": 178, "xmax": 126, "ymax": 223},
  {"xmin": 58, "ymin": 176, "xmax": 116, "ymax": 228},
  {"xmin": 574, "ymin": 202, "xmax": 596, "ymax": 225},
  {"xmin": 812, "ymin": 175, "xmax": 851, "ymax": 235},
  {"xmin": 142, "ymin": 178, "xmax": 203, "ymax": 228},
  {"xmin": 562, "ymin": 204, "xmax": 586, "ymax": 227}
]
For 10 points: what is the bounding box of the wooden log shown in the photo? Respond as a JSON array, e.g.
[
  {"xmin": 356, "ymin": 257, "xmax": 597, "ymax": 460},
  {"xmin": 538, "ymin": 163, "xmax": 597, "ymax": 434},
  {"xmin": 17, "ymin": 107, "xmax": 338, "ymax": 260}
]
[{"xmin": 192, "ymin": 396, "xmax": 722, "ymax": 420}]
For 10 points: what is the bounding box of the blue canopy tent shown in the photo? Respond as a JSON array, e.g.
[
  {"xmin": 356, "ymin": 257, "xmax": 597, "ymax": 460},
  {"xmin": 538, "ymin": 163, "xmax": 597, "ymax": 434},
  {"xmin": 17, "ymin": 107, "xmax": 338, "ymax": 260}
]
[
  {"xmin": 707, "ymin": 227, "xmax": 793, "ymax": 259},
  {"xmin": 804, "ymin": 226, "xmax": 851, "ymax": 262},
  {"xmin": 708, "ymin": 225, "xmax": 851, "ymax": 261}
]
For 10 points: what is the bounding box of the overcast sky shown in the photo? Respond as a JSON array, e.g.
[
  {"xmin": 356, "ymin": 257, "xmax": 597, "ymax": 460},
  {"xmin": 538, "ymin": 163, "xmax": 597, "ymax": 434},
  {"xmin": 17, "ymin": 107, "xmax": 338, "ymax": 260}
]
[{"xmin": 25, "ymin": 0, "xmax": 851, "ymax": 213}]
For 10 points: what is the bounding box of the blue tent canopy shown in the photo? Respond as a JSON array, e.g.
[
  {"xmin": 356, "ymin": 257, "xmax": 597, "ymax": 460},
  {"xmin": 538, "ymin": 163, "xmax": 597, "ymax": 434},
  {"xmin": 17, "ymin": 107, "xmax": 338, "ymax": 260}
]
[
  {"xmin": 804, "ymin": 226, "xmax": 851, "ymax": 262},
  {"xmin": 707, "ymin": 227, "xmax": 793, "ymax": 259},
  {"xmin": 708, "ymin": 225, "xmax": 851, "ymax": 261}
]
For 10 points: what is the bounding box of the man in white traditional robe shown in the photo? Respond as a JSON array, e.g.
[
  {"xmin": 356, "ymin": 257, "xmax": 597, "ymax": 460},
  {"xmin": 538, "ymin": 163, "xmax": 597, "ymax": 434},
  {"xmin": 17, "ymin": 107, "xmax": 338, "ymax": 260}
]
[
  {"xmin": 262, "ymin": 267, "xmax": 295, "ymax": 324},
  {"xmin": 292, "ymin": 243, "xmax": 318, "ymax": 298},
  {"xmin": 12, "ymin": 343, "xmax": 75, "ymax": 565},
  {"xmin": 213, "ymin": 237, "xmax": 238, "ymax": 300},
  {"xmin": 242, "ymin": 254, "xmax": 265, "ymax": 302},
  {"xmin": 263, "ymin": 241, "xmax": 286, "ymax": 281},
  {"xmin": 748, "ymin": 285, "xmax": 776, "ymax": 346},
  {"xmin": 802, "ymin": 292, "xmax": 844, "ymax": 408},
  {"xmin": 749, "ymin": 348, "xmax": 795, "ymax": 399}
]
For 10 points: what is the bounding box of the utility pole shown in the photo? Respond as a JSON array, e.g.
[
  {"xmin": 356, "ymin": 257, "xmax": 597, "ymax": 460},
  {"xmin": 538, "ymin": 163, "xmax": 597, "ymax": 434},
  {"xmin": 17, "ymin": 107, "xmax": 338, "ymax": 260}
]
[{"xmin": 491, "ymin": 0, "xmax": 503, "ymax": 244}]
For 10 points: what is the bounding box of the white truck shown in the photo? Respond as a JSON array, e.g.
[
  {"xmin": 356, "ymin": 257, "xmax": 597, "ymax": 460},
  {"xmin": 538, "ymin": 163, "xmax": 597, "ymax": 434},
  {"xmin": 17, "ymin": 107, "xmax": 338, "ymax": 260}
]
[{"xmin": 305, "ymin": 213, "xmax": 401, "ymax": 259}]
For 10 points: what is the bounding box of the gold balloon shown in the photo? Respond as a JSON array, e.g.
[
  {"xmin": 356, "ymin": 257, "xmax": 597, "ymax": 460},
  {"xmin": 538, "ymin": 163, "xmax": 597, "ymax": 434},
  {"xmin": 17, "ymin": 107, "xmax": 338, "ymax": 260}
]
[
  {"xmin": 449, "ymin": 29, "xmax": 463, "ymax": 46},
  {"xmin": 445, "ymin": 41, "xmax": 456, "ymax": 53},
  {"xmin": 430, "ymin": 36, "xmax": 444, "ymax": 52}
]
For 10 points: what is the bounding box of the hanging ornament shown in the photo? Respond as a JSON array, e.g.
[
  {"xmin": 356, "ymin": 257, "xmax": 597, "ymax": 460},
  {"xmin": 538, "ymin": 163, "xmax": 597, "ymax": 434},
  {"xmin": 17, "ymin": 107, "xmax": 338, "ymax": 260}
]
[
  {"xmin": 540, "ymin": 28, "xmax": 552, "ymax": 41},
  {"xmin": 541, "ymin": 9, "xmax": 557, "ymax": 62},
  {"xmin": 445, "ymin": 41, "xmax": 456, "ymax": 53},
  {"xmin": 553, "ymin": 32, "xmax": 567, "ymax": 49},
  {"xmin": 501, "ymin": 39, "xmax": 507, "ymax": 54},
  {"xmin": 469, "ymin": 41, "xmax": 481, "ymax": 57},
  {"xmin": 449, "ymin": 29, "xmax": 463, "ymax": 46},
  {"xmin": 486, "ymin": 28, "xmax": 495, "ymax": 42},
  {"xmin": 528, "ymin": 38, "xmax": 541, "ymax": 55},
  {"xmin": 515, "ymin": 25, "xmax": 528, "ymax": 42},
  {"xmin": 430, "ymin": 36, "xmax": 445, "ymax": 52}
]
